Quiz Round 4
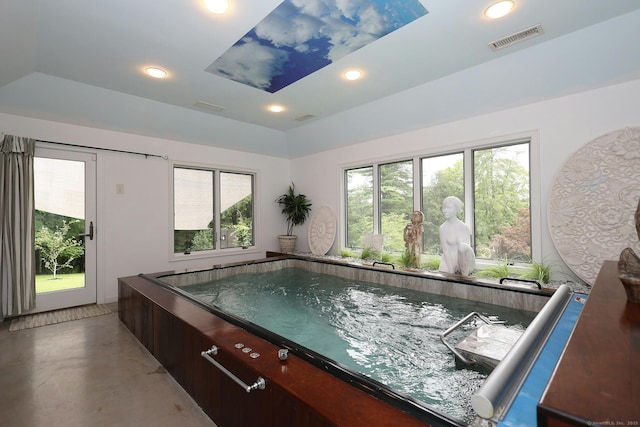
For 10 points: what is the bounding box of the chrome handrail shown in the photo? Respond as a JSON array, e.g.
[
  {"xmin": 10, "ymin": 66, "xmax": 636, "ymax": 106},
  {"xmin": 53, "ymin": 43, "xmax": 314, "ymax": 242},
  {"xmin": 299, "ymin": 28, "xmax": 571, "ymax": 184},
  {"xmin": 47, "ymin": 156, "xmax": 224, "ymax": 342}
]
[
  {"xmin": 439, "ymin": 312, "xmax": 493, "ymax": 365},
  {"xmin": 201, "ymin": 345, "xmax": 266, "ymax": 393}
]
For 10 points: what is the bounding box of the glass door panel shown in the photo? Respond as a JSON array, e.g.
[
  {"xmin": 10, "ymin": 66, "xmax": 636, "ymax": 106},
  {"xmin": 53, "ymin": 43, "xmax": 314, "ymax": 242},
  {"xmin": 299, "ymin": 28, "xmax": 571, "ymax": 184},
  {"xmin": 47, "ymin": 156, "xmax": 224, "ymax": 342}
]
[{"xmin": 33, "ymin": 148, "xmax": 96, "ymax": 312}]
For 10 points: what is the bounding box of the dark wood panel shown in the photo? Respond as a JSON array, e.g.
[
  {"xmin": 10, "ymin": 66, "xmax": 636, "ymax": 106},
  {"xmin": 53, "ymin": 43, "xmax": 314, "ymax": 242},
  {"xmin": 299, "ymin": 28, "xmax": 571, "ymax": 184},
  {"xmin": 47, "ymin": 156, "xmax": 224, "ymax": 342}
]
[
  {"xmin": 118, "ymin": 279, "xmax": 155, "ymax": 351},
  {"xmin": 538, "ymin": 261, "xmax": 640, "ymax": 425}
]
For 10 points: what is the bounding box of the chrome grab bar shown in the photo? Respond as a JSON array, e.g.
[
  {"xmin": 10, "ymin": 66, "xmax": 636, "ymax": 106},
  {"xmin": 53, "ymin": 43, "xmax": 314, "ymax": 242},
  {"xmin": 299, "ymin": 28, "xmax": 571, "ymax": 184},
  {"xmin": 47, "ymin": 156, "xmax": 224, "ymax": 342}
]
[
  {"xmin": 439, "ymin": 311, "xmax": 493, "ymax": 365},
  {"xmin": 200, "ymin": 345, "xmax": 266, "ymax": 393}
]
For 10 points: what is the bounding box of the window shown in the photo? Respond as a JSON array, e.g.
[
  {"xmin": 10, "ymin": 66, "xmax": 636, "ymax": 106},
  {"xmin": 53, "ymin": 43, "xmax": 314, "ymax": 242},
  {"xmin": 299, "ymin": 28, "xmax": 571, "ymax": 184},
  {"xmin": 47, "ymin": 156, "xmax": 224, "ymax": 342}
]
[
  {"xmin": 380, "ymin": 160, "xmax": 413, "ymax": 252},
  {"xmin": 421, "ymin": 153, "xmax": 464, "ymax": 256},
  {"xmin": 345, "ymin": 167, "xmax": 373, "ymax": 248},
  {"xmin": 473, "ymin": 143, "xmax": 530, "ymax": 262},
  {"xmin": 219, "ymin": 172, "xmax": 254, "ymax": 249},
  {"xmin": 173, "ymin": 166, "xmax": 254, "ymax": 255},
  {"xmin": 344, "ymin": 137, "xmax": 536, "ymax": 264}
]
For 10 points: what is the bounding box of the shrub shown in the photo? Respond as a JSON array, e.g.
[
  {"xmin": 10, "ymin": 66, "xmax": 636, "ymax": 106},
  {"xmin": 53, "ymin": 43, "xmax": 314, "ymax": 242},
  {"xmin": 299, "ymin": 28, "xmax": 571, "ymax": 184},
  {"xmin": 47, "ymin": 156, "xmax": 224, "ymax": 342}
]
[
  {"xmin": 421, "ymin": 256, "xmax": 441, "ymax": 271},
  {"xmin": 360, "ymin": 246, "xmax": 380, "ymax": 261},
  {"xmin": 519, "ymin": 260, "xmax": 553, "ymax": 284},
  {"xmin": 339, "ymin": 248, "xmax": 358, "ymax": 258},
  {"xmin": 476, "ymin": 259, "xmax": 514, "ymax": 279}
]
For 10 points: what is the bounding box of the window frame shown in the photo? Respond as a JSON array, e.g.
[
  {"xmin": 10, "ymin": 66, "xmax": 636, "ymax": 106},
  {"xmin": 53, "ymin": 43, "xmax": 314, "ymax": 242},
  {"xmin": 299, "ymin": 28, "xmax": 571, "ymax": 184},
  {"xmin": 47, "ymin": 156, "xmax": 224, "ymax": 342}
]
[
  {"xmin": 469, "ymin": 141, "xmax": 532, "ymax": 264},
  {"xmin": 169, "ymin": 161, "xmax": 259, "ymax": 261},
  {"xmin": 378, "ymin": 158, "xmax": 415, "ymax": 253},
  {"xmin": 340, "ymin": 131, "xmax": 541, "ymax": 267},
  {"xmin": 344, "ymin": 166, "xmax": 375, "ymax": 248}
]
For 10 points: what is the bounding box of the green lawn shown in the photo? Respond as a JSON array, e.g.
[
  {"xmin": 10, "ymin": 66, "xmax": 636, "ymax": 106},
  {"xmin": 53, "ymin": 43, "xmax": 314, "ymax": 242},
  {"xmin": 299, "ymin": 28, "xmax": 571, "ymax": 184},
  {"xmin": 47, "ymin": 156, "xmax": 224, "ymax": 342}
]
[{"xmin": 36, "ymin": 273, "xmax": 85, "ymax": 293}]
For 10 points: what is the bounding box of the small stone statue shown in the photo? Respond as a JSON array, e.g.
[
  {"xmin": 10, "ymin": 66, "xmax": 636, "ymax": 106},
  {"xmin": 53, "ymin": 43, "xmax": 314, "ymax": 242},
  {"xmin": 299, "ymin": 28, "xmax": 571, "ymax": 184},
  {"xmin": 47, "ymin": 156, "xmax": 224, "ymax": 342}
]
[
  {"xmin": 439, "ymin": 196, "xmax": 476, "ymax": 276},
  {"xmin": 618, "ymin": 199, "xmax": 640, "ymax": 303},
  {"xmin": 403, "ymin": 211, "xmax": 424, "ymax": 268}
]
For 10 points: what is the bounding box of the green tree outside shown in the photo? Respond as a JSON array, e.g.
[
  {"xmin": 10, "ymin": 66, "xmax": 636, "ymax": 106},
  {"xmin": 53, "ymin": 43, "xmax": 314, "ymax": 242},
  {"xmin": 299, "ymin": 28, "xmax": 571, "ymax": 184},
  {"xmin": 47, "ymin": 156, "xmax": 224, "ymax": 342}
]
[
  {"xmin": 473, "ymin": 146, "xmax": 530, "ymax": 260},
  {"xmin": 35, "ymin": 210, "xmax": 84, "ymax": 274},
  {"xmin": 422, "ymin": 156, "xmax": 464, "ymax": 255},
  {"xmin": 346, "ymin": 167, "xmax": 374, "ymax": 248},
  {"xmin": 35, "ymin": 220, "xmax": 85, "ymax": 279},
  {"xmin": 380, "ymin": 160, "xmax": 413, "ymax": 252},
  {"xmin": 221, "ymin": 194, "xmax": 253, "ymax": 247},
  {"xmin": 345, "ymin": 143, "xmax": 531, "ymax": 263}
]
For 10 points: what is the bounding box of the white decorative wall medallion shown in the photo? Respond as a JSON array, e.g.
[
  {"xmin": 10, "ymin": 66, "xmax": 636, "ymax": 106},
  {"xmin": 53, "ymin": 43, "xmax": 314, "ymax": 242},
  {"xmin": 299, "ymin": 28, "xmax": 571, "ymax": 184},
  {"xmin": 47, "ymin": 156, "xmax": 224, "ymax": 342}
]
[
  {"xmin": 548, "ymin": 127, "xmax": 640, "ymax": 285},
  {"xmin": 308, "ymin": 205, "xmax": 337, "ymax": 255}
]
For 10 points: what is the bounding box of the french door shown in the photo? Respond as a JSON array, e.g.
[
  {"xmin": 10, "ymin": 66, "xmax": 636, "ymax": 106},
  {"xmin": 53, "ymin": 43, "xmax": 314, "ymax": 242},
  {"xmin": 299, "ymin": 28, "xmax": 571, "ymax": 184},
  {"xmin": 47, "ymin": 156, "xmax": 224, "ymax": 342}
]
[{"xmin": 32, "ymin": 148, "xmax": 97, "ymax": 312}]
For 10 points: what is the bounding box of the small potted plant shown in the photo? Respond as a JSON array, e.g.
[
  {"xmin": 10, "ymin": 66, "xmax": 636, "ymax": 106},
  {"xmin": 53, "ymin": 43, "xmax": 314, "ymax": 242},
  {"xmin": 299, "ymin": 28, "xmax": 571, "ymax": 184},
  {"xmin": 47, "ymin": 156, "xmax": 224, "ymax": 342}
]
[{"xmin": 275, "ymin": 183, "xmax": 312, "ymax": 253}]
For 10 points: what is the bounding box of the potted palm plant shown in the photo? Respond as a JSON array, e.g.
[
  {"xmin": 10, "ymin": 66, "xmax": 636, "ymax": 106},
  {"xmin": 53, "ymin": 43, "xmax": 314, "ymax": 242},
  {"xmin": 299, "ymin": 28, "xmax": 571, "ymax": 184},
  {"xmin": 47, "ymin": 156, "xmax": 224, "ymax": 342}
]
[{"xmin": 276, "ymin": 183, "xmax": 312, "ymax": 253}]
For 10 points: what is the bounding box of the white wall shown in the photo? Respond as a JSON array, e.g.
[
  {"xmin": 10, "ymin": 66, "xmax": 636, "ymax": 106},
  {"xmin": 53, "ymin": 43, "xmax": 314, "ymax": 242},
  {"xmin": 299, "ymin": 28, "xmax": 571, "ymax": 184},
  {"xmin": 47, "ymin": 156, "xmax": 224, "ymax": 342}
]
[
  {"xmin": 290, "ymin": 78, "xmax": 640, "ymax": 282},
  {"xmin": 0, "ymin": 113, "xmax": 290, "ymax": 303}
]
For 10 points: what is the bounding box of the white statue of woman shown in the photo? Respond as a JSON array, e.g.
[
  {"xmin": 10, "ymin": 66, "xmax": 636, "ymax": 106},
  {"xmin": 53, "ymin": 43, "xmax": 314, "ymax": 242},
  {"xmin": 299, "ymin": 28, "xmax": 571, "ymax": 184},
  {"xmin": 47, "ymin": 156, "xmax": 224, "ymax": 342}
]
[{"xmin": 439, "ymin": 196, "xmax": 476, "ymax": 276}]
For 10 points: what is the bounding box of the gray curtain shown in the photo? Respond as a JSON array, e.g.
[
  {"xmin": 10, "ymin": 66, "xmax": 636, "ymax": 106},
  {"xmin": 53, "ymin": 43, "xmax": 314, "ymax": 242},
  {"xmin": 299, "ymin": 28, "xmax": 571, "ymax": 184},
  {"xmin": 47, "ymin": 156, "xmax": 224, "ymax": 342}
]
[{"xmin": 0, "ymin": 134, "xmax": 36, "ymax": 321}]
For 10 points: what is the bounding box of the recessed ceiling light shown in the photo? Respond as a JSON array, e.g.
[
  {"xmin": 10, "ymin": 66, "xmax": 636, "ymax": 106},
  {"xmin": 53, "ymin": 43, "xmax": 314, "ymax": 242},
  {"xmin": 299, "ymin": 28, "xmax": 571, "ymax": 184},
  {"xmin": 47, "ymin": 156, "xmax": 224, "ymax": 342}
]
[
  {"xmin": 344, "ymin": 69, "xmax": 362, "ymax": 81},
  {"xmin": 485, "ymin": 1, "xmax": 514, "ymax": 19},
  {"xmin": 145, "ymin": 67, "xmax": 167, "ymax": 79},
  {"xmin": 268, "ymin": 104, "xmax": 285, "ymax": 113},
  {"xmin": 204, "ymin": 0, "xmax": 229, "ymax": 14}
]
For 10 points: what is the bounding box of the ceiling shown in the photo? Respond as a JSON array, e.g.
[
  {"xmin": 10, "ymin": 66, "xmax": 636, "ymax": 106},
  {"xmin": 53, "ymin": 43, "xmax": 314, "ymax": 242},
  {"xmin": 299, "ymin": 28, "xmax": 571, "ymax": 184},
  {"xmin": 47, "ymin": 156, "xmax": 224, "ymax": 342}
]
[{"xmin": 1, "ymin": 0, "xmax": 640, "ymax": 157}]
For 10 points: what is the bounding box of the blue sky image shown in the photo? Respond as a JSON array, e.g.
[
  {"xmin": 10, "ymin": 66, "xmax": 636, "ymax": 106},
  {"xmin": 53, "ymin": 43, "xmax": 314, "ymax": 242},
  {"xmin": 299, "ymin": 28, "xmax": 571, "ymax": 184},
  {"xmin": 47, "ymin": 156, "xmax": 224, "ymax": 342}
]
[{"xmin": 206, "ymin": 0, "xmax": 428, "ymax": 93}]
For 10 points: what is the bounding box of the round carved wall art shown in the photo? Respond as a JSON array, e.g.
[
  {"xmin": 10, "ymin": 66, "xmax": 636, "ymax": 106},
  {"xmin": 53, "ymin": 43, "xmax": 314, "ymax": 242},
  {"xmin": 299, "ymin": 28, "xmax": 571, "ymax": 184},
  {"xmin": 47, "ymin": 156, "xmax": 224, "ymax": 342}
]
[
  {"xmin": 548, "ymin": 127, "xmax": 640, "ymax": 285},
  {"xmin": 308, "ymin": 205, "xmax": 337, "ymax": 255}
]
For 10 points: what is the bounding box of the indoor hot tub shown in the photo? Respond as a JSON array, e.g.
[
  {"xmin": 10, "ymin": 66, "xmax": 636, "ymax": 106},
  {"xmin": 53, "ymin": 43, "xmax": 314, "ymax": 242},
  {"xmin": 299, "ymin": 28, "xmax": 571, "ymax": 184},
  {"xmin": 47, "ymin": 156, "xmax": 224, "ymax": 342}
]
[{"xmin": 118, "ymin": 255, "xmax": 576, "ymax": 426}]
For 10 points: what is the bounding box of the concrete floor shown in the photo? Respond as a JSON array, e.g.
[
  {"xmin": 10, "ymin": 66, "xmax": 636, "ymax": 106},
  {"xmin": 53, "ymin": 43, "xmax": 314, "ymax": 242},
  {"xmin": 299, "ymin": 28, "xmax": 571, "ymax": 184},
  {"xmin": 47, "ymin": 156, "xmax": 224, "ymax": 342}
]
[{"xmin": 0, "ymin": 304, "xmax": 217, "ymax": 427}]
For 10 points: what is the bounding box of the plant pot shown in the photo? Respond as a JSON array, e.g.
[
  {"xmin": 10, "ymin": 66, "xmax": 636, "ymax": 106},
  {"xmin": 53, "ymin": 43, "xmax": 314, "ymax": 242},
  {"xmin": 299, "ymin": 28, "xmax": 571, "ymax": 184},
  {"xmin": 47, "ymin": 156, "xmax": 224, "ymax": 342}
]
[{"xmin": 278, "ymin": 235, "xmax": 297, "ymax": 253}]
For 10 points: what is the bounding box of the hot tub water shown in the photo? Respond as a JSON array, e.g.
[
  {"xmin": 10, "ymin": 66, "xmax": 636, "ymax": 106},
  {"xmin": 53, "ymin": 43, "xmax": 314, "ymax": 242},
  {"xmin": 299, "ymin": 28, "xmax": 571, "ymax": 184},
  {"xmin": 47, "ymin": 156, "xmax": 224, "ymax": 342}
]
[{"xmin": 181, "ymin": 267, "xmax": 535, "ymax": 423}]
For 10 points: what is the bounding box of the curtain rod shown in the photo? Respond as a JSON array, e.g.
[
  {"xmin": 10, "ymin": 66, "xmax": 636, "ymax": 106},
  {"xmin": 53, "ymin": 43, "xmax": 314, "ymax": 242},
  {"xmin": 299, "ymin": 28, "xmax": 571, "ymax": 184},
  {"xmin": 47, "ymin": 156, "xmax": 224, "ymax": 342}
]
[{"xmin": 37, "ymin": 139, "xmax": 168, "ymax": 160}]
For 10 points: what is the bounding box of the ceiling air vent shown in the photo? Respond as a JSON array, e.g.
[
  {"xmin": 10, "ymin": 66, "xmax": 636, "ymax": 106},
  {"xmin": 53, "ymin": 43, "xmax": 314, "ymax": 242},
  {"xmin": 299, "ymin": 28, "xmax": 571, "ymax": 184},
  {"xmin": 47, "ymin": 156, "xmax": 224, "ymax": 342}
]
[
  {"xmin": 194, "ymin": 101, "xmax": 225, "ymax": 113},
  {"xmin": 489, "ymin": 24, "xmax": 544, "ymax": 51},
  {"xmin": 295, "ymin": 114, "xmax": 315, "ymax": 122}
]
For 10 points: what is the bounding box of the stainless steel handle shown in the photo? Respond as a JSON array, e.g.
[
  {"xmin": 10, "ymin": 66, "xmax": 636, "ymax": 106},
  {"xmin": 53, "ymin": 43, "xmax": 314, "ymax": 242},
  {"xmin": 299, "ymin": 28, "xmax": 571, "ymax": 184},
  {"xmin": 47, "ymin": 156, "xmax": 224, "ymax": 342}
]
[
  {"xmin": 439, "ymin": 311, "xmax": 493, "ymax": 365},
  {"xmin": 201, "ymin": 345, "xmax": 266, "ymax": 393}
]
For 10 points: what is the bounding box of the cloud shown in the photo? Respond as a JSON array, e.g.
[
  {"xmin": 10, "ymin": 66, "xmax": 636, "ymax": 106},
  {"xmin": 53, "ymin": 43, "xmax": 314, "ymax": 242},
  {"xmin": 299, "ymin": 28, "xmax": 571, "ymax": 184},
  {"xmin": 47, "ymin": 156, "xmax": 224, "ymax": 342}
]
[
  {"xmin": 288, "ymin": 0, "xmax": 392, "ymax": 62},
  {"xmin": 292, "ymin": 0, "xmax": 333, "ymax": 17},
  {"xmin": 355, "ymin": 3, "xmax": 388, "ymax": 36},
  {"xmin": 208, "ymin": 37, "xmax": 289, "ymax": 90},
  {"xmin": 255, "ymin": 2, "xmax": 325, "ymax": 50}
]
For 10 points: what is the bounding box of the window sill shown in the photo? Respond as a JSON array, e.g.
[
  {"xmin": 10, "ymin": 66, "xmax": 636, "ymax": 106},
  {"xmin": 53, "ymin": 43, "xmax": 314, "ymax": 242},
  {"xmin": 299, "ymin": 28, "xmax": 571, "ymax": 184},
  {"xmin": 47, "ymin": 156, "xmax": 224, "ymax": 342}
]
[{"xmin": 170, "ymin": 246, "xmax": 261, "ymax": 263}]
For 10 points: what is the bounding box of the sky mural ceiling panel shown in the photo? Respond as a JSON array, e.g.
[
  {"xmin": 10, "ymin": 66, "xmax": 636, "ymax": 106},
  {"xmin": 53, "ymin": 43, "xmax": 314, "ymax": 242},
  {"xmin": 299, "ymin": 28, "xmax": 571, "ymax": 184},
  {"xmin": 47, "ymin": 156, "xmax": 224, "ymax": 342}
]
[{"xmin": 205, "ymin": 0, "xmax": 428, "ymax": 93}]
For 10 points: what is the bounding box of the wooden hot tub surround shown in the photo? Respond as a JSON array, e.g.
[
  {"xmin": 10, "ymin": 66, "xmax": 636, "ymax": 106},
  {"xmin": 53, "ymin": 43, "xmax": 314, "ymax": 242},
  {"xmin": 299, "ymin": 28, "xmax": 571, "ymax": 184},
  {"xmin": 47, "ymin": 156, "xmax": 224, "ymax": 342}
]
[{"xmin": 118, "ymin": 273, "xmax": 452, "ymax": 427}]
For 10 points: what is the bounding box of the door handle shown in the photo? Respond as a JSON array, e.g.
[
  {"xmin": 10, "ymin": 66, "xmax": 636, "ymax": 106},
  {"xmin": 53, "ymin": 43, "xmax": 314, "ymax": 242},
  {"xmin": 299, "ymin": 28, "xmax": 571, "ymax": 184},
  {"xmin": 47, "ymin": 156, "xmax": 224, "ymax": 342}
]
[{"xmin": 79, "ymin": 221, "xmax": 94, "ymax": 240}]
